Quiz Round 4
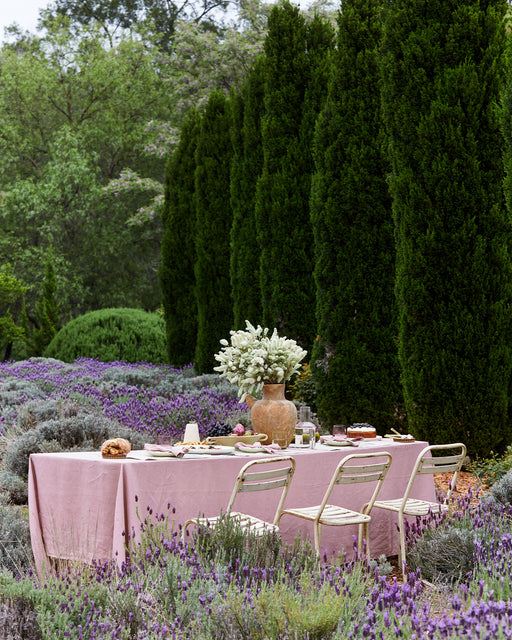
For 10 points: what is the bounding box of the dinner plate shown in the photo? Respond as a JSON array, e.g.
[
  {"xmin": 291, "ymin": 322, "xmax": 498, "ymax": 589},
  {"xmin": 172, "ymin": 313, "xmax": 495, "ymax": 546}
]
[
  {"xmin": 146, "ymin": 446, "xmax": 235, "ymax": 457},
  {"xmin": 185, "ymin": 446, "xmax": 235, "ymax": 455},
  {"xmin": 288, "ymin": 443, "xmax": 310, "ymax": 448},
  {"xmin": 323, "ymin": 439, "xmax": 354, "ymax": 447},
  {"xmin": 235, "ymin": 444, "xmax": 274, "ymax": 454}
]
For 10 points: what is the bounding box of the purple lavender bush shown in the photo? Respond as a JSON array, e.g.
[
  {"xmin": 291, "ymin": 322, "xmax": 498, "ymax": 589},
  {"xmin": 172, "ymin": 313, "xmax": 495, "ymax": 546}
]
[
  {"xmin": 1, "ymin": 358, "xmax": 512, "ymax": 638},
  {"xmin": 0, "ymin": 357, "xmax": 245, "ymax": 442},
  {"xmin": 5, "ymin": 494, "xmax": 512, "ymax": 640}
]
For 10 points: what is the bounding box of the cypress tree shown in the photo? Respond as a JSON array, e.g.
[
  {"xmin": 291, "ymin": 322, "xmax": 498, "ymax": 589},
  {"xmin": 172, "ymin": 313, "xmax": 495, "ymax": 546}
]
[
  {"xmin": 381, "ymin": 0, "xmax": 512, "ymax": 457},
  {"xmin": 194, "ymin": 92, "xmax": 234, "ymax": 373},
  {"xmin": 229, "ymin": 57, "xmax": 265, "ymax": 330},
  {"xmin": 310, "ymin": 0, "xmax": 400, "ymax": 431},
  {"xmin": 34, "ymin": 246, "xmax": 60, "ymax": 355},
  {"xmin": 255, "ymin": 3, "xmax": 333, "ymax": 349},
  {"xmin": 160, "ymin": 109, "xmax": 200, "ymax": 366}
]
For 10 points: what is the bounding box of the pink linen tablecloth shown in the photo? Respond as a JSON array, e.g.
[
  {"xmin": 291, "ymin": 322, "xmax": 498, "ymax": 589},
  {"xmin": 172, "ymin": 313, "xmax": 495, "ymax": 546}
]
[{"xmin": 28, "ymin": 440, "xmax": 435, "ymax": 578}]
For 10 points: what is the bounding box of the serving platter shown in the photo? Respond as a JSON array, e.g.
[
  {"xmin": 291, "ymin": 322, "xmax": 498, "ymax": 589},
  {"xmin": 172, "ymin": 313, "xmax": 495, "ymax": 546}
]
[{"xmin": 206, "ymin": 433, "xmax": 267, "ymax": 446}]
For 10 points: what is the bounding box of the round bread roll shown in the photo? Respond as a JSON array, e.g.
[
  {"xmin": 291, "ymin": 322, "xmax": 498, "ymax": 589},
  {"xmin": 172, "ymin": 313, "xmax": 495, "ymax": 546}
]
[{"xmin": 101, "ymin": 437, "xmax": 131, "ymax": 458}]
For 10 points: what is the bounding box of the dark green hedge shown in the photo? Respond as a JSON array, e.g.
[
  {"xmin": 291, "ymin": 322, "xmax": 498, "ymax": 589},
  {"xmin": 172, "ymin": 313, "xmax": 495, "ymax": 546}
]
[{"xmin": 44, "ymin": 308, "xmax": 168, "ymax": 364}]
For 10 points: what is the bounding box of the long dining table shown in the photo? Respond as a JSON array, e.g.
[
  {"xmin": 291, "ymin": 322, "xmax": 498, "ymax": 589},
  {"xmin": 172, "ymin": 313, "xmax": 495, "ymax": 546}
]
[{"xmin": 28, "ymin": 438, "xmax": 435, "ymax": 578}]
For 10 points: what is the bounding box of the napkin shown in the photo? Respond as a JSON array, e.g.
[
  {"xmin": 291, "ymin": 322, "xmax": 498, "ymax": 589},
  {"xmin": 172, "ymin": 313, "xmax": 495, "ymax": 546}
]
[
  {"xmin": 144, "ymin": 443, "xmax": 189, "ymax": 457},
  {"xmin": 234, "ymin": 442, "xmax": 281, "ymax": 454}
]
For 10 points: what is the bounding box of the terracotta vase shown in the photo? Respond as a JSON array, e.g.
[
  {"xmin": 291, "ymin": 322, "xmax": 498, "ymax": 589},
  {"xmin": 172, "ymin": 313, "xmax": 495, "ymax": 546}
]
[{"xmin": 245, "ymin": 383, "xmax": 297, "ymax": 448}]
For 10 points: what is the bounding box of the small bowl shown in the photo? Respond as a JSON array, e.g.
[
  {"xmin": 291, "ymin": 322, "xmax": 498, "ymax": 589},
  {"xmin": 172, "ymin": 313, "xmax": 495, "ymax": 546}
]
[{"xmin": 206, "ymin": 433, "xmax": 268, "ymax": 446}]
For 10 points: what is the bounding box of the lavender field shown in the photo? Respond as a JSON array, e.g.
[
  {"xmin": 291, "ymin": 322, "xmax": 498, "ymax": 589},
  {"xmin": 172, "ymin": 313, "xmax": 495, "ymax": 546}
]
[{"xmin": 0, "ymin": 358, "xmax": 512, "ymax": 639}]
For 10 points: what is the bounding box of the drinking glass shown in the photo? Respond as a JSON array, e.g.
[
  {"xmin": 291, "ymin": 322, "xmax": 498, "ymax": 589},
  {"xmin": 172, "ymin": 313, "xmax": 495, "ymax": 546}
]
[{"xmin": 333, "ymin": 424, "xmax": 347, "ymax": 437}]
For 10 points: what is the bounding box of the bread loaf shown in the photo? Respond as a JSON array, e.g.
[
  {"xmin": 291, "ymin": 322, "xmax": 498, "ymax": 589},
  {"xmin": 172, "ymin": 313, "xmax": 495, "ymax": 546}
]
[{"xmin": 101, "ymin": 438, "xmax": 131, "ymax": 458}]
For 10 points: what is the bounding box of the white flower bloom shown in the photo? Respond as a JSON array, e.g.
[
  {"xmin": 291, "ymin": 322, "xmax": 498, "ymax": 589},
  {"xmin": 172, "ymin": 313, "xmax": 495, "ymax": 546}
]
[{"xmin": 214, "ymin": 320, "xmax": 307, "ymax": 403}]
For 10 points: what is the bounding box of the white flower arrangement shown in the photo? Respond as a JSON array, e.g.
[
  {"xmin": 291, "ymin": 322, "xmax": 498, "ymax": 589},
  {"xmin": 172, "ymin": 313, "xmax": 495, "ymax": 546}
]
[{"xmin": 214, "ymin": 321, "xmax": 307, "ymax": 402}]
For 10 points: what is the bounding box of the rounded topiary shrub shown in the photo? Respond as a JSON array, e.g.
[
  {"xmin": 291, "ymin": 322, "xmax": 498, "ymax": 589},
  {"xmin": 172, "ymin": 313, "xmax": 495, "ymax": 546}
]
[{"xmin": 43, "ymin": 308, "xmax": 168, "ymax": 364}]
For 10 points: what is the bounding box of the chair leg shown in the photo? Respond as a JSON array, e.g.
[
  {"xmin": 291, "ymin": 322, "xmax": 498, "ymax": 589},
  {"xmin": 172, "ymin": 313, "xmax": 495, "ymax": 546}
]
[
  {"xmin": 314, "ymin": 522, "xmax": 322, "ymax": 556},
  {"xmin": 397, "ymin": 512, "xmax": 407, "ymax": 581},
  {"xmin": 363, "ymin": 522, "xmax": 370, "ymax": 560},
  {"xmin": 181, "ymin": 520, "xmax": 191, "ymax": 541}
]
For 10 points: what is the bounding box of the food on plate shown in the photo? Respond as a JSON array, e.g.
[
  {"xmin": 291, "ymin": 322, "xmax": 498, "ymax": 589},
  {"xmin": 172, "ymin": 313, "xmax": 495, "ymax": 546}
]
[
  {"xmin": 392, "ymin": 434, "xmax": 415, "ymax": 442},
  {"xmin": 347, "ymin": 423, "xmax": 377, "ymax": 438},
  {"xmin": 101, "ymin": 438, "xmax": 131, "ymax": 457},
  {"xmin": 174, "ymin": 440, "xmax": 217, "ymax": 449}
]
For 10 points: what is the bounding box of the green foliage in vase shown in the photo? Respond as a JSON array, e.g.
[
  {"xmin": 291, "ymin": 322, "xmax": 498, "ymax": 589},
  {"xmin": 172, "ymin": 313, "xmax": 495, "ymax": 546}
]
[
  {"xmin": 255, "ymin": 2, "xmax": 334, "ymax": 351},
  {"xmin": 310, "ymin": 0, "xmax": 400, "ymax": 432},
  {"xmin": 160, "ymin": 110, "xmax": 201, "ymax": 367},
  {"xmin": 194, "ymin": 92, "xmax": 234, "ymax": 373},
  {"xmin": 43, "ymin": 308, "xmax": 168, "ymax": 364},
  {"xmin": 381, "ymin": 0, "xmax": 512, "ymax": 458},
  {"xmin": 229, "ymin": 58, "xmax": 265, "ymax": 330}
]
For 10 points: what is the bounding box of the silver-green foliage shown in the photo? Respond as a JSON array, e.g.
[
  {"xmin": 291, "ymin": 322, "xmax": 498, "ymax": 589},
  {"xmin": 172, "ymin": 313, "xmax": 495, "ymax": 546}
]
[
  {"xmin": 4, "ymin": 414, "xmax": 145, "ymax": 480},
  {"xmin": 489, "ymin": 469, "xmax": 512, "ymax": 507}
]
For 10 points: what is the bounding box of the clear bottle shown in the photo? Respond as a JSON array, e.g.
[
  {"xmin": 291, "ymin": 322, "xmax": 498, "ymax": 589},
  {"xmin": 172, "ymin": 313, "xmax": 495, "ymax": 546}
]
[{"xmin": 298, "ymin": 406, "xmax": 316, "ymax": 448}]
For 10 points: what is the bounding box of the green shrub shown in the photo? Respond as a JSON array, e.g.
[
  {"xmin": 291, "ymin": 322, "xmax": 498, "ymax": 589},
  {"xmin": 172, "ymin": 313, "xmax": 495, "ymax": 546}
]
[
  {"xmin": 488, "ymin": 469, "xmax": 512, "ymax": 507},
  {"xmin": 0, "ymin": 379, "xmax": 45, "ymax": 407},
  {"xmin": 4, "ymin": 413, "xmax": 145, "ymax": 481},
  {"xmin": 288, "ymin": 363, "xmax": 317, "ymax": 410},
  {"xmin": 472, "ymin": 446, "xmax": 512, "ymax": 489},
  {"xmin": 0, "ymin": 472, "xmax": 28, "ymax": 506},
  {"xmin": 407, "ymin": 525, "xmax": 475, "ymax": 585},
  {"xmin": 0, "ymin": 507, "xmax": 32, "ymax": 575},
  {"xmin": 43, "ymin": 308, "xmax": 168, "ymax": 364}
]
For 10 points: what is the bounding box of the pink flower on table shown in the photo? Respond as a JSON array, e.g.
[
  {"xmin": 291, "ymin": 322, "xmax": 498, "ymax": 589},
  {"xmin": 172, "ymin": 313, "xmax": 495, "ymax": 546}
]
[{"xmin": 233, "ymin": 423, "xmax": 245, "ymax": 436}]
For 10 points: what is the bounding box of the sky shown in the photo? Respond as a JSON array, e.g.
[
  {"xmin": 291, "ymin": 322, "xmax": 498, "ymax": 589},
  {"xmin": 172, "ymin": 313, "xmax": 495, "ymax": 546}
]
[
  {"xmin": 0, "ymin": 0, "xmax": 316, "ymax": 42},
  {"xmin": 0, "ymin": 0, "xmax": 51, "ymax": 40}
]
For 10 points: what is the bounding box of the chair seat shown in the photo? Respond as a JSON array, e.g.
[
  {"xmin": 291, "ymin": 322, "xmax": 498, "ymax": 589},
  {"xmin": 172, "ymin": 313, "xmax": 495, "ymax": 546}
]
[
  {"xmin": 189, "ymin": 511, "xmax": 279, "ymax": 536},
  {"xmin": 281, "ymin": 504, "xmax": 372, "ymax": 527},
  {"xmin": 372, "ymin": 498, "xmax": 449, "ymax": 517}
]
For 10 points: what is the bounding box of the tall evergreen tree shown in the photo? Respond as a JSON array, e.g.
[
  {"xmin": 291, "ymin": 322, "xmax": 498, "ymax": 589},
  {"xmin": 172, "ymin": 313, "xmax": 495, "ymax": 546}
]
[
  {"xmin": 33, "ymin": 246, "xmax": 60, "ymax": 355},
  {"xmin": 160, "ymin": 109, "xmax": 200, "ymax": 366},
  {"xmin": 311, "ymin": 0, "xmax": 399, "ymax": 431},
  {"xmin": 255, "ymin": 2, "xmax": 333, "ymax": 349},
  {"xmin": 194, "ymin": 92, "xmax": 234, "ymax": 373},
  {"xmin": 229, "ymin": 58, "xmax": 265, "ymax": 330},
  {"xmin": 381, "ymin": 0, "xmax": 512, "ymax": 457}
]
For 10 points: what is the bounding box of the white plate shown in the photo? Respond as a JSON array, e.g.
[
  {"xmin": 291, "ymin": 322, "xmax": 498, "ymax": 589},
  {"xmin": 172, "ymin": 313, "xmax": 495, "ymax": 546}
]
[
  {"xmin": 185, "ymin": 446, "xmax": 235, "ymax": 455},
  {"xmin": 146, "ymin": 446, "xmax": 235, "ymax": 457},
  {"xmin": 324, "ymin": 440, "xmax": 355, "ymax": 447},
  {"xmin": 288, "ymin": 443, "xmax": 310, "ymax": 448},
  {"xmin": 235, "ymin": 445, "xmax": 275, "ymax": 454}
]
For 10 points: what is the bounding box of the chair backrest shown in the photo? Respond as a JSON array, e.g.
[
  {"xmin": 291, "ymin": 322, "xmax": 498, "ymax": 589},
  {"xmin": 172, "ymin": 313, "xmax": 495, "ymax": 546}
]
[
  {"xmin": 402, "ymin": 442, "xmax": 467, "ymax": 504},
  {"xmin": 320, "ymin": 452, "xmax": 393, "ymax": 515},
  {"xmin": 226, "ymin": 456, "xmax": 296, "ymax": 525}
]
